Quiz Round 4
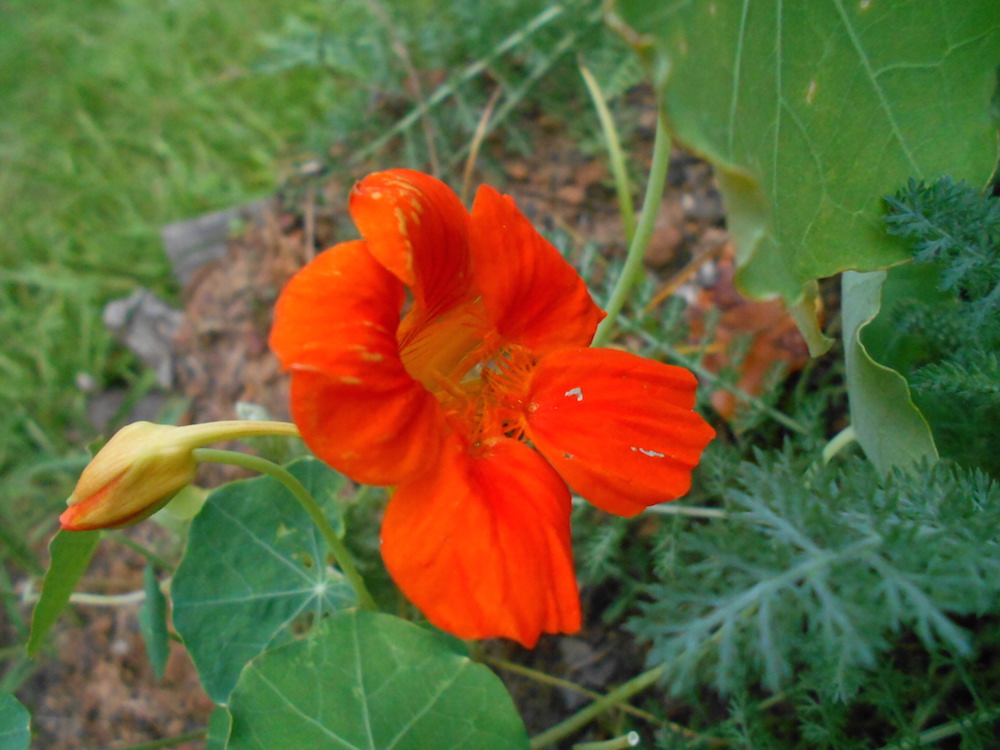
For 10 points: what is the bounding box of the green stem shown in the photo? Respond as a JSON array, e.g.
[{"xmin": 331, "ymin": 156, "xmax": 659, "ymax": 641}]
[
  {"xmin": 574, "ymin": 733, "xmax": 640, "ymax": 750},
  {"xmin": 877, "ymin": 706, "xmax": 1000, "ymax": 750},
  {"xmin": 192, "ymin": 449, "xmax": 377, "ymax": 612},
  {"xmin": 111, "ymin": 729, "xmax": 207, "ymax": 750},
  {"xmin": 485, "ymin": 656, "xmax": 660, "ymax": 725},
  {"xmin": 580, "ymin": 63, "xmax": 636, "ymax": 243},
  {"xmin": 821, "ymin": 424, "xmax": 857, "ymax": 464},
  {"xmin": 593, "ymin": 114, "xmax": 672, "ymax": 347},
  {"xmin": 530, "ymin": 665, "xmax": 665, "ymax": 749},
  {"xmin": 105, "ymin": 531, "xmax": 176, "ymax": 573}
]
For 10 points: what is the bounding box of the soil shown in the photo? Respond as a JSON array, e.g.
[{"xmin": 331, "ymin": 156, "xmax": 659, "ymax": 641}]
[{"xmin": 13, "ymin": 89, "xmax": 808, "ymax": 749}]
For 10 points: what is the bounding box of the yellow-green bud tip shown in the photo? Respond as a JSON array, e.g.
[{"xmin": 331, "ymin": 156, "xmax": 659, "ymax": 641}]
[{"xmin": 60, "ymin": 422, "xmax": 199, "ymax": 531}]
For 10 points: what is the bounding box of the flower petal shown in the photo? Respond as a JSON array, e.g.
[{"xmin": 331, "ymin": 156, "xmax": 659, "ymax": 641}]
[
  {"xmin": 525, "ymin": 348, "xmax": 715, "ymax": 517},
  {"xmin": 381, "ymin": 436, "xmax": 581, "ymax": 648},
  {"xmin": 269, "ymin": 240, "xmax": 447, "ymax": 485},
  {"xmin": 469, "ymin": 185, "xmax": 605, "ymax": 354},
  {"xmin": 350, "ymin": 169, "xmax": 475, "ymax": 318}
]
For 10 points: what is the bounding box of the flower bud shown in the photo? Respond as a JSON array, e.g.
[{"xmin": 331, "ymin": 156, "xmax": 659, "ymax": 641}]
[
  {"xmin": 60, "ymin": 419, "xmax": 301, "ymax": 531},
  {"xmin": 60, "ymin": 422, "xmax": 198, "ymax": 531}
]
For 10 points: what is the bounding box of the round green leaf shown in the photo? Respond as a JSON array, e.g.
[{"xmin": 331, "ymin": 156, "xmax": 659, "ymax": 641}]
[
  {"xmin": 0, "ymin": 693, "xmax": 30, "ymax": 750},
  {"xmin": 172, "ymin": 458, "xmax": 357, "ymax": 703},
  {"xmin": 205, "ymin": 706, "xmax": 232, "ymax": 750},
  {"xmin": 610, "ymin": 0, "xmax": 999, "ymax": 310},
  {"xmin": 227, "ymin": 610, "xmax": 530, "ymax": 750}
]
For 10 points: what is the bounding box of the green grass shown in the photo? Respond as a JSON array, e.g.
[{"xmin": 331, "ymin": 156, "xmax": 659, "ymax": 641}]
[{"xmin": 0, "ymin": 0, "xmax": 348, "ymax": 530}]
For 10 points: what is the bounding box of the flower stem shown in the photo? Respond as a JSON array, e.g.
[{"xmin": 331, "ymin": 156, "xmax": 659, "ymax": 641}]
[
  {"xmin": 593, "ymin": 113, "xmax": 672, "ymax": 347},
  {"xmin": 173, "ymin": 419, "xmax": 301, "ymax": 448},
  {"xmin": 110, "ymin": 729, "xmax": 207, "ymax": 750},
  {"xmin": 192, "ymin": 448, "xmax": 377, "ymax": 611},
  {"xmin": 574, "ymin": 733, "xmax": 640, "ymax": 750},
  {"xmin": 580, "ymin": 63, "xmax": 636, "ymax": 243},
  {"xmin": 105, "ymin": 531, "xmax": 176, "ymax": 573},
  {"xmin": 822, "ymin": 424, "xmax": 857, "ymax": 464},
  {"xmin": 485, "ymin": 656, "xmax": 661, "ymax": 725},
  {"xmin": 529, "ymin": 665, "xmax": 665, "ymax": 749}
]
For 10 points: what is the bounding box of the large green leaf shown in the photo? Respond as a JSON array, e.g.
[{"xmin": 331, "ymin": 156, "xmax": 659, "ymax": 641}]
[
  {"xmin": 27, "ymin": 530, "xmax": 100, "ymax": 656},
  {"xmin": 842, "ymin": 269, "xmax": 938, "ymax": 472},
  {"xmin": 205, "ymin": 706, "xmax": 232, "ymax": 750},
  {"xmin": 610, "ymin": 0, "xmax": 999, "ymax": 325},
  {"xmin": 0, "ymin": 693, "xmax": 30, "ymax": 750},
  {"xmin": 171, "ymin": 458, "xmax": 356, "ymax": 703},
  {"xmin": 227, "ymin": 611, "xmax": 530, "ymax": 750}
]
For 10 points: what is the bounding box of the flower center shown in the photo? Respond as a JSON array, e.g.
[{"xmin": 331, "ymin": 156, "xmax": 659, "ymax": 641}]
[{"xmin": 434, "ymin": 342, "xmax": 535, "ymax": 453}]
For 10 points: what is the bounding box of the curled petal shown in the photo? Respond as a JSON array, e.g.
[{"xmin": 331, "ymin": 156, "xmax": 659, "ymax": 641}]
[
  {"xmin": 270, "ymin": 241, "xmax": 447, "ymax": 485},
  {"xmin": 525, "ymin": 348, "xmax": 715, "ymax": 517},
  {"xmin": 350, "ymin": 169, "xmax": 476, "ymax": 318},
  {"xmin": 469, "ymin": 185, "xmax": 605, "ymax": 354},
  {"xmin": 381, "ymin": 437, "xmax": 581, "ymax": 648},
  {"xmin": 286, "ymin": 369, "xmax": 446, "ymax": 487}
]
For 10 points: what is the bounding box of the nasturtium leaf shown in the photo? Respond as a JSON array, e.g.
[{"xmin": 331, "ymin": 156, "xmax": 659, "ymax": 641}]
[
  {"xmin": 138, "ymin": 562, "xmax": 170, "ymax": 681},
  {"xmin": 842, "ymin": 269, "xmax": 938, "ymax": 472},
  {"xmin": 0, "ymin": 693, "xmax": 30, "ymax": 750},
  {"xmin": 610, "ymin": 0, "xmax": 999, "ymax": 334},
  {"xmin": 227, "ymin": 610, "xmax": 530, "ymax": 750},
  {"xmin": 205, "ymin": 706, "xmax": 232, "ymax": 750},
  {"xmin": 27, "ymin": 529, "xmax": 100, "ymax": 656},
  {"xmin": 171, "ymin": 458, "xmax": 356, "ymax": 703}
]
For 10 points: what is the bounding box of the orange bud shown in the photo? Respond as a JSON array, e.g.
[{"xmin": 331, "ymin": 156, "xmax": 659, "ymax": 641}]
[{"xmin": 60, "ymin": 422, "xmax": 199, "ymax": 531}]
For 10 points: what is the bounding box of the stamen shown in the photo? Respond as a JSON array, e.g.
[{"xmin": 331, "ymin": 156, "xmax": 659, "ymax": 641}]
[{"xmin": 423, "ymin": 341, "xmax": 537, "ymax": 453}]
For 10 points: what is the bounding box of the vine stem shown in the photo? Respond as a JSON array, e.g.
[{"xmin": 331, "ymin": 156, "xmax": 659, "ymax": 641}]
[
  {"xmin": 192, "ymin": 448, "xmax": 377, "ymax": 612},
  {"xmin": 110, "ymin": 729, "xmax": 207, "ymax": 750},
  {"xmin": 822, "ymin": 424, "xmax": 857, "ymax": 464},
  {"xmin": 574, "ymin": 733, "xmax": 640, "ymax": 750},
  {"xmin": 580, "ymin": 62, "xmax": 636, "ymax": 243},
  {"xmin": 484, "ymin": 656, "xmax": 661, "ymax": 725},
  {"xmin": 529, "ymin": 665, "xmax": 665, "ymax": 749},
  {"xmin": 592, "ymin": 114, "xmax": 672, "ymax": 347},
  {"xmin": 877, "ymin": 706, "xmax": 1000, "ymax": 750}
]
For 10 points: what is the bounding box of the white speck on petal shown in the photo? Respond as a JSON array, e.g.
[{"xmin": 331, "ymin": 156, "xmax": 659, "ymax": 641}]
[
  {"xmin": 631, "ymin": 446, "xmax": 665, "ymax": 458},
  {"xmin": 564, "ymin": 387, "xmax": 583, "ymax": 401}
]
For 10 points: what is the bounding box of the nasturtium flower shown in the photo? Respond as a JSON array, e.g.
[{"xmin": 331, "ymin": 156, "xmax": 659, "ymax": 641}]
[{"xmin": 270, "ymin": 169, "xmax": 715, "ymax": 647}]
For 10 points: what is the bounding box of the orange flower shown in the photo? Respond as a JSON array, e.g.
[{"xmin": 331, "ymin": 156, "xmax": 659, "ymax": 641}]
[{"xmin": 270, "ymin": 170, "xmax": 715, "ymax": 647}]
